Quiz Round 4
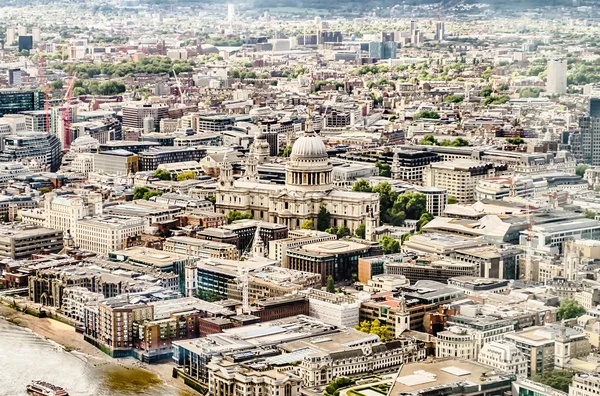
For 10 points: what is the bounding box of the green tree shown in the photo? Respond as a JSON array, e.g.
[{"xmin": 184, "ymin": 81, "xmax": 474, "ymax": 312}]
[
  {"xmin": 448, "ymin": 196, "xmax": 458, "ymax": 204},
  {"xmin": 282, "ymin": 146, "xmax": 292, "ymax": 157},
  {"xmin": 444, "ymin": 95, "xmax": 464, "ymax": 103},
  {"xmin": 381, "ymin": 235, "xmax": 400, "ymax": 254},
  {"xmin": 336, "ymin": 226, "xmax": 351, "ymax": 238},
  {"xmin": 393, "ymin": 192, "xmax": 427, "ymax": 221},
  {"xmin": 226, "ymin": 210, "xmax": 253, "ymax": 224},
  {"xmin": 153, "ymin": 169, "xmax": 172, "ymax": 180},
  {"xmin": 324, "ymin": 377, "xmax": 356, "ymax": 396},
  {"xmin": 51, "ymin": 80, "xmax": 64, "ymax": 90},
  {"xmin": 301, "ymin": 220, "xmax": 313, "ymax": 230},
  {"xmin": 401, "ymin": 232, "xmax": 413, "ymax": 243},
  {"xmin": 375, "ymin": 161, "xmax": 391, "ymax": 177},
  {"xmin": 419, "ymin": 212, "xmax": 434, "ymax": 230},
  {"xmin": 506, "ymin": 137, "xmax": 525, "ymax": 145},
  {"xmin": 352, "ymin": 179, "xmax": 372, "ymax": 192},
  {"xmin": 584, "ymin": 209, "xmax": 597, "ymax": 219},
  {"xmin": 557, "ymin": 299, "xmax": 587, "ymax": 320},
  {"xmin": 484, "ymin": 95, "xmax": 510, "ymax": 106},
  {"xmin": 420, "ymin": 134, "xmax": 438, "ymax": 145},
  {"xmin": 176, "ymin": 171, "xmax": 197, "ymax": 181},
  {"xmin": 326, "ymin": 275, "xmax": 335, "ymax": 293},
  {"xmin": 354, "ymin": 319, "xmax": 391, "ymax": 341},
  {"xmin": 481, "ymin": 86, "xmax": 493, "ymax": 97},
  {"xmin": 576, "ymin": 165, "xmax": 589, "ymax": 177},
  {"xmin": 317, "ymin": 206, "xmax": 331, "ymax": 231},
  {"xmin": 142, "ymin": 190, "xmax": 162, "ymax": 200},
  {"xmin": 533, "ymin": 370, "xmax": 575, "ymax": 393},
  {"xmin": 414, "ymin": 110, "xmax": 440, "ymax": 120},
  {"xmin": 39, "ymin": 187, "xmax": 52, "ymax": 194},
  {"xmin": 355, "ymin": 223, "xmax": 366, "ymax": 239},
  {"xmin": 373, "ymin": 183, "xmax": 399, "ymax": 224},
  {"xmin": 133, "ymin": 186, "xmax": 149, "ymax": 200}
]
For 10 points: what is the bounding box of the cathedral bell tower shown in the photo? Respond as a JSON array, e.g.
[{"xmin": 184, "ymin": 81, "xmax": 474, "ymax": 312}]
[{"xmin": 219, "ymin": 152, "xmax": 235, "ymax": 188}]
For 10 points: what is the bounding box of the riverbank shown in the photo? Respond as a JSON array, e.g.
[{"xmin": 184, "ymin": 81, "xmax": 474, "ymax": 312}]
[{"xmin": 0, "ymin": 302, "xmax": 197, "ymax": 396}]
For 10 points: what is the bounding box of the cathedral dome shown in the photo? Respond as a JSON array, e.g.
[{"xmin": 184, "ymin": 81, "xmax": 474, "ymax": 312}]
[{"xmin": 291, "ymin": 133, "xmax": 327, "ymax": 159}]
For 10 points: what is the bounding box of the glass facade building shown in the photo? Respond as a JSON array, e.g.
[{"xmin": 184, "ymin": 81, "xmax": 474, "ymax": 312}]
[{"xmin": 0, "ymin": 90, "xmax": 45, "ymax": 117}]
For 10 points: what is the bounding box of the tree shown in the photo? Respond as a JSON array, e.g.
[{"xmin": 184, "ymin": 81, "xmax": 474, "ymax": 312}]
[
  {"xmin": 401, "ymin": 232, "xmax": 413, "ymax": 243},
  {"xmin": 142, "ymin": 190, "xmax": 162, "ymax": 200},
  {"xmin": 373, "ymin": 182, "xmax": 399, "ymax": 224},
  {"xmin": 576, "ymin": 165, "xmax": 589, "ymax": 177},
  {"xmin": 414, "ymin": 110, "xmax": 440, "ymax": 120},
  {"xmin": 39, "ymin": 187, "xmax": 52, "ymax": 194},
  {"xmin": 301, "ymin": 220, "xmax": 313, "ymax": 230},
  {"xmin": 153, "ymin": 169, "xmax": 171, "ymax": 180},
  {"xmin": 282, "ymin": 146, "xmax": 292, "ymax": 157},
  {"xmin": 419, "ymin": 212, "xmax": 434, "ymax": 230},
  {"xmin": 336, "ymin": 226, "xmax": 351, "ymax": 238},
  {"xmin": 481, "ymin": 86, "xmax": 493, "ymax": 97},
  {"xmin": 584, "ymin": 209, "xmax": 597, "ymax": 219},
  {"xmin": 557, "ymin": 299, "xmax": 586, "ymax": 320},
  {"xmin": 375, "ymin": 161, "xmax": 391, "ymax": 177},
  {"xmin": 506, "ymin": 137, "xmax": 525, "ymax": 145},
  {"xmin": 484, "ymin": 95, "xmax": 510, "ymax": 106},
  {"xmin": 226, "ymin": 210, "xmax": 253, "ymax": 224},
  {"xmin": 381, "ymin": 235, "xmax": 400, "ymax": 254},
  {"xmin": 392, "ymin": 192, "xmax": 427, "ymax": 221},
  {"xmin": 324, "ymin": 377, "xmax": 356, "ymax": 396},
  {"xmin": 355, "ymin": 223, "xmax": 366, "ymax": 239},
  {"xmin": 352, "ymin": 179, "xmax": 372, "ymax": 192},
  {"xmin": 354, "ymin": 319, "xmax": 391, "ymax": 341},
  {"xmin": 51, "ymin": 80, "xmax": 64, "ymax": 90},
  {"xmin": 533, "ymin": 370, "xmax": 575, "ymax": 393},
  {"xmin": 317, "ymin": 206, "xmax": 331, "ymax": 231},
  {"xmin": 326, "ymin": 276, "xmax": 335, "ymax": 293},
  {"xmin": 133, "ymin": 186, "xmax": 149, "ymax": 200},
  {"xmin": 176, "ymin": 171, "xmax": 197, "ymax": 181},
  {"xmin": 420, "ymin": 134, "xmax": 438, "ymax": 145},
  {"xmin": 444, "ymin": 95, "xmax": 464, "ymax": 103},
  {"xmin": 448, "ymin": 196, "xmax": 458, "ymax": 204}
]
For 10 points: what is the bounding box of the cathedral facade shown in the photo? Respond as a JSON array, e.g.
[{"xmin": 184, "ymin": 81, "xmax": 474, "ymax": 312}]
[{"xmin": 215, "ymin": 126, "xmax": 379, "ymax": 239}]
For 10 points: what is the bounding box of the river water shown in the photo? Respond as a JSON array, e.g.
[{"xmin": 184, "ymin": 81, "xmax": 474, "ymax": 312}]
[{"xmin": 0, "ymin": 318, "xmax": 186, "ymax": 396}]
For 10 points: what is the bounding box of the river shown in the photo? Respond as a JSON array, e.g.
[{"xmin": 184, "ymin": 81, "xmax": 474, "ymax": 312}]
[{"xmin": 0, "ymin": 317, "xmax": 187, "ymax": 396}]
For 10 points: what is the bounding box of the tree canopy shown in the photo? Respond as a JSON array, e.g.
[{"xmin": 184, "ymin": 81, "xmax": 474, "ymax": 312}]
[
  {"xmin": 533, "ymin": 370, "xmax": 575, "ymax": 393},
  {"xmin": 355, "ymin": 223, "xmax": 366, "ymax": 239},
  {"xmin": 352, "ymin": 179, "xmax": 372, "ymax": 192},
  {"xmin": 414, "ymin": 110, "xmax": 440, "ymax": 120},
  {"xmin": 557, "ymin": 299, "xmax": 586, "ymax": 320},
  {"xmin": 355, "ymin": 319, "xmax": 391, "ymax": 341},
  {"xmin": 153, "ymin": 169, "xmax": 171, "ymax": 181},
  {"xmin": 381, "ymin": 235, "xmax": 400, "ymax": 254},
  {"xmin": 375, "ymin": 161, "xmax": 391, "ymax": 177},
  {"xmin": 506, "ymin": 137, "xmax": 525, "ymax": 145},
  {"xmin": 176, "ymin": 171, "xmax": 197, "ymax": 181},
  {"xmin": 576, "ymin": 165, "xmax": 589, "ymax": 177},
  {"xmin": 317, "ymin": 206, "xmax": 331, "ymax": 231},
  {"xmin": 301, "ymin": 220, "xmax": 314, "ymax": 230},
  {"xmin": 226, "ymin": 210, "xmax": 253, "ymax": 224},
  {"xmin": 326, "ymin": 276, "xmax": 335, "ymax": 293}
]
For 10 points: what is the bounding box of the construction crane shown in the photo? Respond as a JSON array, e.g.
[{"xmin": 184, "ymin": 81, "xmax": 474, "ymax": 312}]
[{"xmin": 62, "ymin": 70, "xmax": 77, "ymax": 151}]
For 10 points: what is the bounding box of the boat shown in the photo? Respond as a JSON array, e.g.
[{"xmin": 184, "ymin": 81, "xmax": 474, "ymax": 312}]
[{"xmin": 26, "ymin": 380, "xmax": 69, "ymax": 396}]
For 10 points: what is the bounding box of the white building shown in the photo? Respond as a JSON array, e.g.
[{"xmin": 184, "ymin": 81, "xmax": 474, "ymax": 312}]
[
  {"xmin": 571, "ymin": 372, "xmax": 600, "ymax": 396},
  {"xmin": 547, "ymin": 58, "xmax": 567, "ymax": 95},
  {"xmin": 207, "ymin": 357, "xmax": 302, "ymax": 396},
  {"xmin": 43, "ymin": 192, "xmax": 103, "ymax": 233},
  {"xmin": 436, "ymin": 326, "xmax": 477, "ymax": 359},
  {"xmin": 298, "ymin": 288, "xmax": 360, "ymax": 328},
  {"xmin": 73, "ymin": 215, "xmax": 145, "ymax": 254},
  {"xmin": 478, "ymin": 341, "xmax": 528, "ymax": 377}
]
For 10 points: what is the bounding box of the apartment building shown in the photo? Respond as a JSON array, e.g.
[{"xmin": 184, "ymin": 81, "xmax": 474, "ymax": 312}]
[
  {"xmin": 423, "ymin": 160, "xmax": 509, "ymax": 203},
  {"xmin": 85, "ymin": 296, "xmax": 154, "ymax": 358},
  {"xmin": 137, "ymin": 147, "xmax": 207, "ymax": 172},
  {"xmin": 62, "ymin": 287, "xmax": 104, "ymax": 324},
  {"xmin": 298, "ymin": 288, "xmax": 360, "ymax": 328}
]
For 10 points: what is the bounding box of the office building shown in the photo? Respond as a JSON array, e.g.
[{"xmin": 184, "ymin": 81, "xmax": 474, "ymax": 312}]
[
  {"xmin": 163, "ymin": 236, "xmax": 239, "ymax": 260},
  {"xmin": 0, "ymin": 90, "xmax": 45, "ymax": 117},
  {"xmin": 0, "ymin": 224, "xmax": 63, "ymax": 260},
  {"xmin": 18, "ymin": 35, "xmax": 33, "ymax": 51},
  {"xmin": 579, "ymin": 98, "xmax": 600, "ymax": 166},
  {"xmin": 368, "ymin": 41, "xmax": 397, "ymax": 59},
  {"xmin": 227, "ymin": 4, "xmax": 235, "ymax": 22},
  {"xmin": 477, "ymin": 341, "xmax": 528, "ymax": 376},
  {"xmin": 390, "ymin": 149, "xmax": 442, "ymax": 185},
  {"xmin": 93, "ymin": 150, "xmax": 138, "ymax": 175},
  {"xmin": 138, "ymin": 147, "xmax": 207, "ymax": 171},
  {"xmin": 435, "ymin": 21, "xmax": 445, "ymax": 41},
  {"xmin": 6, "ymin": 27, "xmax": 15, "ymax": 45},
  {"xmin": 0, "ymin": 131, "xmax": 62, "ymax": 172},
  {"xmin": 74, "ymin": 216, "xmax": 145, "ymax": 254},
  {"xmin": 8, "ymin": 69, "xmax": 22, "ymax": 86},
  {"xmin": 547, "ymin": 58, "xmax": 567, "ymax": 95},
  {"xmin": 423, "ymin": 160, "xmax": 509, "ymax": 203},
  {"xmin": 32, "ymin": 26, "xmax": 40, "ymax": 42},
  {"xmin": 122, "ymin": 102, "xmax": 169, "ymax": 130}
]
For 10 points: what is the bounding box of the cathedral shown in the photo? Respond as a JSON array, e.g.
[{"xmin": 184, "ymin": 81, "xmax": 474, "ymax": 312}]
[{"xmin": 215, "ymin": 120, "xmax": 380, "ymax": 239}]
